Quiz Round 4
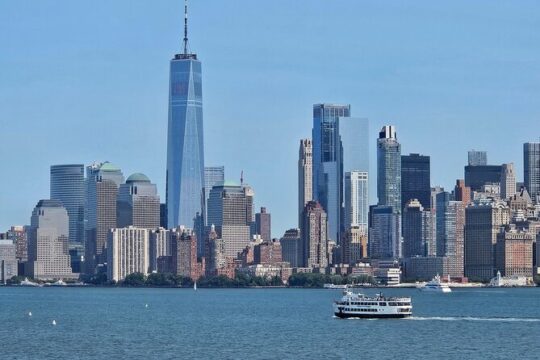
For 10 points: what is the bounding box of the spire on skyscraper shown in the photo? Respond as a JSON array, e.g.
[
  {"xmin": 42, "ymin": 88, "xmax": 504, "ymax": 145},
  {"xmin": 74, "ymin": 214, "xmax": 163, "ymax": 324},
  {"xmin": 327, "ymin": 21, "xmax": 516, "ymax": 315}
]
[{"xmin": 183, "ymin": 0, "xmax": 190, "ymax": 55}]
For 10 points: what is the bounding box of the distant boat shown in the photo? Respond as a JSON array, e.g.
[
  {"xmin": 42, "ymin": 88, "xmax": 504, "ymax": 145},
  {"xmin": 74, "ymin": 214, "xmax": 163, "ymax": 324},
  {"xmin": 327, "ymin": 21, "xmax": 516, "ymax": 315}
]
[
  {"xmin": 45, "ymin": 279, "xmax": 67, "ymax": 287},
  {"xmin": 20, "ymin": 278, "xmax": 41, "ymax": 287},
  {"xmin": 324, "ymin": 284, "xmax": 348, "ymax": 289},
  {"xmin": 52, "ymin": 320, "xmax": 57, "ymax": 326},
  {"xmin": 28, "ymin": 312, "xmax": 32, "ymax": 317},
  {"xmin": 145, "ymin": 304, "xmax": 149, "ymax": 308},
  {"xmin": 419, "ymin": 275, "xmax": 452, "ymax": 293},
  {"xmin": 194, "ymin": 281, "xmax": 197, "ymax": 291}
]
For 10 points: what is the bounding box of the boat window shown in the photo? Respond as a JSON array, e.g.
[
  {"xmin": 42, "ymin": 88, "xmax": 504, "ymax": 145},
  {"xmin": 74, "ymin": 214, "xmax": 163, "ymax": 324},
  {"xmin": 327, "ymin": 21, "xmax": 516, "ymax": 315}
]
[{"xmin": 379, "ymin": 302, "xmax": 386, "ymax": 306}]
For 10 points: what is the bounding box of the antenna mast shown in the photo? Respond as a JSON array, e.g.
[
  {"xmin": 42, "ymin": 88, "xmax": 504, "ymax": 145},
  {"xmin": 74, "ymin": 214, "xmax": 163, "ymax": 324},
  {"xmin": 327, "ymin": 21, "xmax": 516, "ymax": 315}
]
[{"xmin": 183, "ymin": 0, "xmax": 189, "ymax": 55}]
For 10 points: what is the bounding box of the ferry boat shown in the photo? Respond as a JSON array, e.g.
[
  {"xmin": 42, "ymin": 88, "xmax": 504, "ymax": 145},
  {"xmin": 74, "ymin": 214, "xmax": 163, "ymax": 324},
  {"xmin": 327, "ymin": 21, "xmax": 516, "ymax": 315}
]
[
  {"xmin": 333, "ymin": 290, "xmax": 412, "ymax": 319},
  {"xmin": 324, "ymin": 284, "xmax": 348, "ymax": 289},
  {"xmin": 419, "ymin": 274, "xmax": 452, "ymax": 293}
]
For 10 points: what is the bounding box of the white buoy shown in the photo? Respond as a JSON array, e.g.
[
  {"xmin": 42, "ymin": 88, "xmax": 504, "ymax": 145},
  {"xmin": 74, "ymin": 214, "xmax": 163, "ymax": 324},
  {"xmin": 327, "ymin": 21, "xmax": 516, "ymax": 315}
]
[
  {"xmin": 52, "ymin": 320, "xmax": 56, "ymax": 326},
  {"xmin": 28, "ymin": 312, "xmax": 32, "ymax": 317}
]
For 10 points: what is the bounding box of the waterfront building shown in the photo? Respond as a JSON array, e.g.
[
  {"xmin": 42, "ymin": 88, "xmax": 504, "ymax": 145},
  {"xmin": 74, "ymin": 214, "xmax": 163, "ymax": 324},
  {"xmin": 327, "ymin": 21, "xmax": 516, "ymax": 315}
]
[
  {"xmin": 495, "ymin": 226, "xmax": 534, "ymax": 277},
  {"xmin": 6, "ymin": 225, "xmax": 27, "ymax": 263},
  {"xmin": 166, "ymin": 3, "xmax": 205, "ymax": 229},
  {"xmin": 68, "ymin": 243, "xmax": 84, "ymax": 274},
  {"xmin": 312, "ymin": 104, "xmax": 349, "ymax": 243},
  {"xmin": 254, "ymin": 240, "xmax": 282, "ymax": 265},
  {"xmin": 27, "ymin": 200, "xmax": 74, "ymax": 280},
  {"xmin": 50, "ymin": 164, "xmax": 85, "ymax": 244},
  {"xmin": 341, "ymin": 226, "xmax": 367, "ymax": 264},
  {"xmin": 344, "ymin": 171, "xmax": 369, "ymax": 233},
  {"xmin": 280, "ymin": 228, "xmax": 302, "ymax": 268},
  {"xmin": 368, "ymin": 205, "xmax": 401, "ymax": 259},
  {"xmin": 454, "ymin": 179, "xmax": 471, "ymax": 206},
  {"xmin": 524, "ymin": 142, "xmax": 540, "ymax": 203},
  {"xmin": 0, "ymin": 240, "xmax": 17, "ymax": 283},
  {"xmin": 117, "ymin": 173, "xmax": 160, "ymax": 229},
  {"xmin": 149, "ymin": 228, "xmax": 172, "ymax": 273},
  {"xmin": 377, "ymin": 126, "xmax": 401, "ymax": 213},
  {"xmin": 435, "ymin": 193, "xmax": 465, "ymax": 278},
  {"xmin": 301, "ymin": 201, "xmax": 328, "ymax": 269},
  {"xmin": 468, "ymin": 150, "xmax": 487, "ymax": 166},
  {"xmin": 255, "ymin": 207, "xmax": 271, "ymax": 241},
  {"xmin": 107, "ymin": 227, "xmax": 149, "ymax": 282},
  {"xmin": 402, "ymin": 256, "xmax": 449, "ymax": 281},
  {"xmin": 402, "ymin": 199, "xmax": 433, "ymax": 258},
  {"xmin": 298, "ymin": 139, "xmax": 313, "ymax": 228},
  {"xmin": 464, "ymin": 165, "xmax": 502, "ymax": 192},
  {"xmin": 464, "ymin": 200, "xmax": 510, "ymax": 281},
  {"xmin": 85, "ymin": 162, "xmax": 124, "ymax": 274},
  {"xmin": 171, "ymin": 227, "xmax": 203, "ymax": 281},
  {"xmin": 500, "ymin": 163, "xmax": 517, "ymax": 200},
  {"xmin": 401, "ymin": 154, "xmax": 431, "ymax": 211}
]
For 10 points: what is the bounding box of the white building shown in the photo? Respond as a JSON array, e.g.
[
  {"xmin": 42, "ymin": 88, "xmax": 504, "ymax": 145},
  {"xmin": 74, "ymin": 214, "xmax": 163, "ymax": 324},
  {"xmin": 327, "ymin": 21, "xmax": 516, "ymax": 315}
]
[
  {"xmin": 107, "ymin": 227, "xmax": 149, "ymax": 282},
  {"xmin": 344, "ymin": 171, "xmax": 369, "ymax": 234}
]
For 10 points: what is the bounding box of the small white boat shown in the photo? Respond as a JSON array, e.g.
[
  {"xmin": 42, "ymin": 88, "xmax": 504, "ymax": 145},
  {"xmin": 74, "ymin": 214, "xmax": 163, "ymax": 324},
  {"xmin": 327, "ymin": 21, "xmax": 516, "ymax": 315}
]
[
  {"xmin": 420, "ymin": 275, "xmax": 452, "ymax": 293},
  {"xmin": 20, "ymin": 278, "xmax": 41, "ymax": 287},
  {"xmin": 324, "ymin": 284, "xmax": 348, "ymax": 289},
  {"xmin": 52, "ymin": 320, "xmax": 57, "ymax": 326},
  {"xmin": 194, "ymin": 281, "xmax": 197, "ymax": 291}
]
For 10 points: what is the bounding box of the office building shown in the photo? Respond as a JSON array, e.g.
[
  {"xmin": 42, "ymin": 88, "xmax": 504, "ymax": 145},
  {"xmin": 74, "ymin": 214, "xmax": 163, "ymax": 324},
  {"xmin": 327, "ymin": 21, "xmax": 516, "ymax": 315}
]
[
  {"xmin": 402, "ymin": 256, "xmax": 449, "ymax": 281},
  {"xmin": 436, "ymin": 193, "xmax": 465, "ymax": 277},
  {"xmin": 468, "ymin": 150, "xmax": 487, "ymax": 166},
  {"xmin": 500, "ymin": 163, "xmax": 516, "ymax": 200},
  {"xmin": 149, "ymin": 228, "xmax": 172, "ymax": 273},
  {"xmin": 280, "ymin": 229, "xmax": 302, "ymax": 268},
  {"xmin": 85, "ymin": 162, "xmax": 124, "ymax": 274},
  {"xmin": 0, "ymin": 240, "xmax": 17, "ymax": 283},
  {"xmin": 402, "ymin": 199, "xmax": 433, "ymax": 258},
  {"xmin": 117, "ymin": 173, "xmax": 160, "ymax": 229},
  {"xmin": 401, "ymin": 154, "xmax": 431, "ymax": 210},
  {"xmin": 524, "ymin": 142, "xmax": 540, "ymax": 203},
  {"xmin": 171, "ymin": 227, "xmax": 203, "ymax": 281},
  {"xmin": 341, "ymin": 226, "xmax": 367, "ymax": 264},
  {"xmin": 255, "ymin": 207, "xmax": 271, "ymax": 241},
  {"xmin": 166, "ymin": 3, "xmax": 205, "ymax": 229},
  {"xmin": 495, "ymin": 226, "xmax": 534, "ymax": 277},
  {"xmin": 203, "ymin": 166, "xmax": 225, "ymax": 223},
  {"xmin": 464, "ymin": 165, "xmax": 502, "ymax": 192},
  {"xmin": 344, "ymin": 171, "xmax": 369, "ymax": 234},
  {"xmin": 454, "ymin": 179, "xmax": 471, "ymax": 206},
  {"xmin": 50, "ymin": 164, "xmax": 85, "ymax": 244},
  {"xmin": 27, "ymin": 200, "xmax": 74, "ymax": 280},
  {"xmin": 377, "ymin": 126, "xmax": 401, "ymax": 212},
  {"xmin": 368, "ymin": 205, "xmax": 401, "ymax": 259},
  {"xmin": 298, "ymin": 139, "xmax": 313, "ymax": 228},
  {"xmin": 107, "ymin": 227, "xmax": 149, "ymax": 282},
  {"xmin": 464, "ymin": 200, "xmax": 510, "ymax": 281},
  {"xmin": 301, "ymin": 201, "xmax": 328, "ymax": 269},
  {"xmin": 254, "ymin": 240, "xmax": 282, "ymax": 265},
  {"xmin": 6, "ymin": 225, "xmax": 27, "ymax": 263},
  {"xmin": 312, "ymin": 104, "xmax": 349, "ymax": 242}
]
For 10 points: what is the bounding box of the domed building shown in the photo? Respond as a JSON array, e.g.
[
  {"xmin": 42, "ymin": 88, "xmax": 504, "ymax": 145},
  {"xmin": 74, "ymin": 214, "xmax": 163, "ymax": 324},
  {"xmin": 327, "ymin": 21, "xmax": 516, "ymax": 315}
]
[{"xmin": 117, "ymin": 173, "xmax": 160, "ymax": 229}]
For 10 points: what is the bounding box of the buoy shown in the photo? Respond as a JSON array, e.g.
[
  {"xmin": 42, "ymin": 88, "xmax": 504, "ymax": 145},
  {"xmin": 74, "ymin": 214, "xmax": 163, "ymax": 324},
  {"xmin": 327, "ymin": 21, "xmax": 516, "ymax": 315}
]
[
  {"xmin": 52, "ymin": 320, "xmax": 56, "ymax": 326},
  {"xmin": 28, "ymin": 312, "xmax": 32, "ymax": 317}
]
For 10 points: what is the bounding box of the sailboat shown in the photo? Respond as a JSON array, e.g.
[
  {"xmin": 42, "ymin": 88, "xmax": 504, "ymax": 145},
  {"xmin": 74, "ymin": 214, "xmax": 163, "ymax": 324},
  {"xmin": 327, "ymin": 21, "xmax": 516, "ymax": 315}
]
[{"xmin": 194, "ymin": 281, "xmax": 197, "ymax": 291}]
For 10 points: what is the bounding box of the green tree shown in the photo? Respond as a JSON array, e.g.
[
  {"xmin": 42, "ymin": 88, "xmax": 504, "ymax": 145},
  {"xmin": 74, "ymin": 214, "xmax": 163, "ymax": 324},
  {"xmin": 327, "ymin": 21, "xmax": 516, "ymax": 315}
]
[{"xmin": 123, "ymin": 272, "xmax": 147, "ymax": 286}]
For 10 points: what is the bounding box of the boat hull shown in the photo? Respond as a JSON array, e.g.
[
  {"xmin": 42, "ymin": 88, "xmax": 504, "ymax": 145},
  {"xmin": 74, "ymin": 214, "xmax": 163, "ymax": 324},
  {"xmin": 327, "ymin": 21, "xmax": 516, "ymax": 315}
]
[{"xmin": 334, "ymin": 312, "xmax": 411, "ymax": 319}]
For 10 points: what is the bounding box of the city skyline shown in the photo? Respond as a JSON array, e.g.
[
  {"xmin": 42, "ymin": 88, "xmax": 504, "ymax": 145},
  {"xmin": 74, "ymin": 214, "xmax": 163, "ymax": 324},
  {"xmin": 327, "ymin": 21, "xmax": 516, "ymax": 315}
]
[{"xmin": 2, "ymin": 1, "xmax": 540, "ymax": 237}]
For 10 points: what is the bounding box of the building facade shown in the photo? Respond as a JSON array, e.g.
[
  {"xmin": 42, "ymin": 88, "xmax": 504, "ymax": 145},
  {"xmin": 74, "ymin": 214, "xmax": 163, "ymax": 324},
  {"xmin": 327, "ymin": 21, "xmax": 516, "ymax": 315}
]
[
  {"xmin": 377, "ymin": 126, "xmax": 401, "ymax": 213},
  {"xmin": 368, "ymin": 205, "xmax": 401, "ymax": 259},
  {"xmin": 402, "ymin": 199, "xmax": 433, "ymax": 258},
  {"xmin": 50, "ymin": 164, "xmax": 85, "ymax": 244},
  {"xmin": 500, "ymin": 163, "xmax": 516, "ymax": 200},
  {"xmin": 495, "ymin": 227, "xmax": 534, "ymax": 277},
  {"xmin": 107, "ymin": 227, "xmax": 149, "ymax": 282},
  {"xmin": 301, "ymin": 201, "xmax": 328, "ymax": 269},
  {"xmin": 344, "ymin": 171, "xmax": 369, "ymax": 234},
  {"xmin": 464, "ymin": 165, "xmax": 502, "ymax": 192},
  {"xmin": 401, "ymin": 154, "xmax": 431, "ymax": 211},
  {"xmin": 468, "ymin": 150, "xmax": 487, "ymax": 166},
  {"xmin": 280, "ymin": 228, "xmax": 302, "ymax": 268},
  {"xmin": 298, "ymin": 139, "xmax": 313, "ymax": 228},
  {"xmin": 255, "ymin": 207, "xmax": 271, "ymax": 241},
  {"xmin": 524, "ymin": 142, "xmax": 540, "ymax": 203},
  {"xmin": 117, "ymin": 173, "xmax": 160, "ymax": 229},
  {"xmin": 0, "ymin": 240, "xmax": 17, "ymax": 283}
]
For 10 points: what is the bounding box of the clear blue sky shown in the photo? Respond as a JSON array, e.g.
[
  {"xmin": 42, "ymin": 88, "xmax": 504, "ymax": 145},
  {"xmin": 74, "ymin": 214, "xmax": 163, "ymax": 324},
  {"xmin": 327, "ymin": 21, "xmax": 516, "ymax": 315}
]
[{"xmin": 1, "ymin": 1, "xmax": 539, "ymax": 237}]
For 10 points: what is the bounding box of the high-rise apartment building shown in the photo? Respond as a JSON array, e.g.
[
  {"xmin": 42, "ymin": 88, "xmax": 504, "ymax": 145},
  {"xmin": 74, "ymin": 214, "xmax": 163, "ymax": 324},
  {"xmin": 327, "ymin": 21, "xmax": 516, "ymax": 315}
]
[
  {"xmin": 524, "ymin": 142, "xmax": 540, "ymax": 203},
  {"xmin": 344, "ymin": 171, "xmax": 369, "ymax": 234},
  {"xmin": 301, "ymin": 201, "xmax": 328, "ymax": 269},
  {"xmin": 402, "ymin": 199, "xmax": 433, "ymax": 258},
  {"xmin": 166, "ymin": 4, "xmax": 205, "ymax": 229},
  {"xmin": 312, "ymin": 104, "xmax": 349, "ymax": 243},
  {"xmin": 436, "ymin": 193, "xmax": 465, "ymax": 278},
  {"xmin": 401, "ymin": 154, "xmax": 431, "ymax": 211},
  {"xmin": 50, "ymin": 164, "xmax": 85, "ymax": 244},
  {"xmin": 117, "ymin": 173, "xmax": 160, "ymax": 229},
  {"xmin": 107, "ymin": 227, "xmax": 149, "ymax": 282},
  {"xmin": 298, "ymin": 139, "xmax": 313, "ymax": 228},
  {"xmin": 468, "ymin": 150, "xmax": 487, "ymax": 166},
  {"xmin": 255, "ymin": 207, "xmax": 271, "ymax": 241},
  {"xmin": 85, "ymin": 162, "xmax": 124, "ymax": 274},
  {"xmin": 464, "ymin": 200, "xmax": 510, "ymax": 281},
  {"xmin": 377, "ymin": 126, "xmax": 401, "ymax": 213},
  {"xmin": 500, "ymin": 163, "xmax": 516, "ymax": 200},
  {"xmin": 171, "ymin": 227, "xmax": 203, "ymax": 281},
  {"xmin": 27, "ymin": 200, "xmax": 74, "ymax": 279},
  {"xmin": 368, "ymin": 205, "xmax": 401, "ymax": 259},
  {"xmin": 149, "ymin": 228, "xmax": 172, "ymax": 273}
]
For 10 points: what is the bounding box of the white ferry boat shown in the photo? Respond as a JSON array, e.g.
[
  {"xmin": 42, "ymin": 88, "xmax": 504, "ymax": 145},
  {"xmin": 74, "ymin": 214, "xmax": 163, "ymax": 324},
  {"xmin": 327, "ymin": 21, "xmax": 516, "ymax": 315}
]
[
  {"xmin": 333, "ymin": 290, "xmax": 412, "ymax": 319},
  {"xmin": 420, "ymin": 275, "xmax": 452, "ymax": 293},
  {"xmin": 324, "ymin": 284, "xmax": 348, "ymax": 289}
]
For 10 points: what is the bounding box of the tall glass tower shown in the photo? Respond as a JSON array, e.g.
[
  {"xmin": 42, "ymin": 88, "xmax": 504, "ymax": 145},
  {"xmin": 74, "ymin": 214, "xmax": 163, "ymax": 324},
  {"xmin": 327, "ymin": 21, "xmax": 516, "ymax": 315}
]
[
  {"xmin": 377, "ymin": 125, "xmax": 401, "ymax": 213},
  {"xmin": 166, "ymin": 2, "xmax": 204, "ymax": 229}
]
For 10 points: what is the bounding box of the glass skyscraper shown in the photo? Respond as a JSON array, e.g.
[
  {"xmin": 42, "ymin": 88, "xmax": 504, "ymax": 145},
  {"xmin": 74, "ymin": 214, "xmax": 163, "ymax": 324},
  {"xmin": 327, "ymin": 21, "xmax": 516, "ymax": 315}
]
[
  {"xmin": 377, "ymin": 126, "xmax": 401, "ymax": 213},
  {"xmin": 524, "ymin": 142, "xmax": 540, "ymax": 203},
  {"xmin": 166, "ymin": 6, "xmax": 204, "ymax": 229},
  {"xmin": 401, "ymin": 153, "xmax": 431, "ymax": 211},
  {"xmin": 50, "ymin": 164, "xmax": 85, "ymax": 244}
]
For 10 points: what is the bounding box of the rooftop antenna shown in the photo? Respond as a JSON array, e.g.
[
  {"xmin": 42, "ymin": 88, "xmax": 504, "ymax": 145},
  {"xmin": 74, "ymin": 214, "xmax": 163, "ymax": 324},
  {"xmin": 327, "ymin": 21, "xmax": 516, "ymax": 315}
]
[
  {"xmin": 240, "ymin": 170, "xmax": 244, "ymax": 186},
  {"xmin": 183, "ymin": 0, "xmax": 189, "ymax": 55}
]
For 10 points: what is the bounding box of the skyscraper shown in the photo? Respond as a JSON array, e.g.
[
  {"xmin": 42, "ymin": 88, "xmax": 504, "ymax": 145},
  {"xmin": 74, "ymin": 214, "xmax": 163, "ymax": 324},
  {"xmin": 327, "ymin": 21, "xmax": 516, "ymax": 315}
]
[
  {"xmin": 454, "ymin": 179, "xmax": 471, "ymax": 206},
  {"xmin": 107, "ymin": 227, "xmax": 149, "ymax": 282},
  {"xmin": 50, "ymin": 164, "xmax": 85, "ymax": 244},
  {"xmin": 436, "ymin": 193, "xmax": 465, "ymax": 278},
  {"xmin": 255, "ymin": 207, "xmax": 271, "ymax": 241},
  {"xmin": 524, "ymin": 142, "xmax": 540, "ymax": 203},
  {"xmin": 301, "ymin": 201, "xmax": 328, "ymax": 269},
  {"xmin": 464, "ymin": 165, "xmax": 502, "ymax": 191},
  {"xmin": 401, "ymin": 154, "xmax": 431, "ymax": 211},
  {"xmin": 166, "ymin": 3, "xmax": 204, "ymax": 229},
  {"xmin": 377, "ymin": 126, "xmax": 401, "ymax": 213},
  {"xmin": 312, "ymin": 104, "xmax": 349, "ymax": 242},
  {"xmin": 402, "ymin": 199, "xmax": 432, "ymax": 258},
  {"xmin": 85, "ymin": 162, "xmax": 124, "ymax": 274},
  {"xmin": 500, "ymin": 163, "xmax": 516, "ymax": 200},
  {"xmin": 340, "ymin": 117, "xmax": 369, "ymax": 173},
  {"xmin": 203, "ymin": 166, "xmax": 225, "ymax": 223},
  {"xmin": 344, "ymin": 171, "xmax": 369, "ymax": 233},
  {"xmin": 298, "ymin": 139, "xmax": 313, "ymax": 228},
  {"xmin": 117, "ymin": 173, "xmax": 160, "ymax": 229},
  {"xmin": 27, "ymin": 200, "xmax": 74, "ymax": 279},
  {"xmin": 280, "ymin": 228, "xmax": 302, "ymax": 268},
  {"xmin": 468, "ymin": 150, "xmax": 487, "ymax": 166},
  {"xmin": 368, "ymin": 205, "xmax": 401, "ymax": 259}
]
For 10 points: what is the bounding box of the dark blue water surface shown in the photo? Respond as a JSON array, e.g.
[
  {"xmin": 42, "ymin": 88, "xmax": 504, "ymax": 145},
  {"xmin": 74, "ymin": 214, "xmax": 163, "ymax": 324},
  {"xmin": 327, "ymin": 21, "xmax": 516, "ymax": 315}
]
[{"xmin": 1, "ymin": 287, "xmax": 539, "ymax": 359}]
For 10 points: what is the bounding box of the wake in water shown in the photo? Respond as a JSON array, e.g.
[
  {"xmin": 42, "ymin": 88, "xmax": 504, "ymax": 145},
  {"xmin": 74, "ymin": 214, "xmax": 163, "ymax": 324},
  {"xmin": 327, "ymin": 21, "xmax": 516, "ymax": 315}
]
[{"xmin": 409, "ymin": 316, "xmax": 540, "ymax": 322}]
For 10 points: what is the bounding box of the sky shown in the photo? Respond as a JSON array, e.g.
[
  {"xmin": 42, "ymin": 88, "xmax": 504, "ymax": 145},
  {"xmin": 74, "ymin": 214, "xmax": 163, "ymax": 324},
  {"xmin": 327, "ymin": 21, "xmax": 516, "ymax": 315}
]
[{"xmin": 1, "ymin": 0, "xmax": 539, "ymax": 237}]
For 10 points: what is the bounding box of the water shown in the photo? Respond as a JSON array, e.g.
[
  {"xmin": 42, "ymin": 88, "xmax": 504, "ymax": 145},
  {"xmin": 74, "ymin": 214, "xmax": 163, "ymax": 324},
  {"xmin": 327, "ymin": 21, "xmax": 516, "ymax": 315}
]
[{"xmin": 1, "ymin": 287, "xmax": 539, "ymax": 359}]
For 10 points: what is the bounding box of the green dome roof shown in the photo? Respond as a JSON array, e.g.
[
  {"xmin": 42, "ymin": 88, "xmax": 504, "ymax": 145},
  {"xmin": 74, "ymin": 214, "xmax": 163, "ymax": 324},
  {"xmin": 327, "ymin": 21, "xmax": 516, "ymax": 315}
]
[
  {"xmin": 99, "ymin": 162, "xmax": 121, "ymax": 172},
  {"xmin": 126, "ymin": 173, "xmax": 150, "ymax": 183}
]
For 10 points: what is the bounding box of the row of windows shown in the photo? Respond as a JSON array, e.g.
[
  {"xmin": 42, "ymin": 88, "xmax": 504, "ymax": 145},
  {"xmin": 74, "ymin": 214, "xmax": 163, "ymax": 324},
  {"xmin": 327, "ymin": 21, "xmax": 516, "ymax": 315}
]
[{"xmin": 343, "ymin": 308, "xmax": 378, "ymax": 312}]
